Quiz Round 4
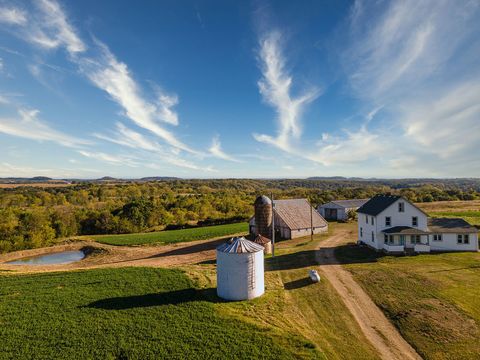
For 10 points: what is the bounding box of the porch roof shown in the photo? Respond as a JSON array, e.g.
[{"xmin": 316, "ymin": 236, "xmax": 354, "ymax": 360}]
[{"xmin": 382, "ymin": 226, "xmax": 429, "ymax": 235}]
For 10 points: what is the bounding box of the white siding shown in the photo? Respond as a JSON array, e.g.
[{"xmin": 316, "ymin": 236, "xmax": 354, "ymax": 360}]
[
  {"xmin": 377, "ymin": 199, "xmax": 428, "ymax": 232},
  {"xmin": 358, "ymin": 213, "xmax": 380, "ymax": 249},
  {"xmin": 430, "ymin": 233, "xmax": 478, "ymax": 252}
]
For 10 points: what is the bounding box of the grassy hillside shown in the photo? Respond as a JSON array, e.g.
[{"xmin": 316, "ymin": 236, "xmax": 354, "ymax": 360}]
[
  {"xmin": 0, "ymin": 226, "xmax": 380, "ymax": 359},
  {"xmin": 0, "ymin": 267, "xmax": 317, "ymax": 360},
  {"xmin": 91, "ymin": 222, "xmax": 248, "ymax": 246},
  {"xmin": 336, "ymin": 245, "xmax": 480, "ymax": 359}
]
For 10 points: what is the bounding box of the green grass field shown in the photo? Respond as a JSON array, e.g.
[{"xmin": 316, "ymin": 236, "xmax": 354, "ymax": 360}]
[
  {"xmin": 0, "ymin": 267, "xmax": 320, "ymax": 360},
  {"xmin": 429, "ymin": 211, "xmax": 480, "ymax": 226},
  {"xmin": 91, "ymin": 222, "xmax": 248, "ymax": 246},
  {"xmin": 336, "ymin": 245, "xmax": 480, "ymax": 360}
]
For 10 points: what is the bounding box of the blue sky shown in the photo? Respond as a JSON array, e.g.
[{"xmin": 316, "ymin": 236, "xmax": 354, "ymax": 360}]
[{"xmin": 0, "ymin": 0, "xmax": 479, "ymax": 178}]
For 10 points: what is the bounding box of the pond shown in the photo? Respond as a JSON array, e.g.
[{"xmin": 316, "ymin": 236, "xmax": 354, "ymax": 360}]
[{"xmin": 7, "ymin": 250, "xmax": 86, "ymax": 265}]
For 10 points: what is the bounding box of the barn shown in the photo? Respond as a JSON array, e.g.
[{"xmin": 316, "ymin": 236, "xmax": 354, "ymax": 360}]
[
  {"xmin": 249, "ymin": 198, "xmax": 328, "ymax": 239},
  {"xmin": 318, "ymin": 199, "xmax": 369, "ymax": 221}
]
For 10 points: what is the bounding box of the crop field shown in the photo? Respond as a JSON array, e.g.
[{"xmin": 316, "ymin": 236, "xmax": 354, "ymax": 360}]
[
  {"xmin": 0, "ymin": 267, "xmax": 318, "ymax": 359},
  {"xmin": 91, "ymin": 222, "xmax": 248, "ymax": 246},
  {"xmin": 336, "ymin": 244, "xmax": 480, "ymax": 359},
  {"xmin": 0, "ymin": 224, "xmax": 380, "ymax": 360}
]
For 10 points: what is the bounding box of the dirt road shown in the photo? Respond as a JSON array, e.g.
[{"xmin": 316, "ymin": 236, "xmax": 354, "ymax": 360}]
[{"xmin": 316, "ymin": 230, "xmax": 422, "ymax": 360}]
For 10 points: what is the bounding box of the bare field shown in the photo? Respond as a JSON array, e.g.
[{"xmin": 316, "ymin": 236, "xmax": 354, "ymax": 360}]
[
  {"xmin": 416, "ymin": 200, "xmax": 480, "ymax": 212},
  {"xmin": 0, "ymin": 183, "xmax": 72, "ymax": 188}
]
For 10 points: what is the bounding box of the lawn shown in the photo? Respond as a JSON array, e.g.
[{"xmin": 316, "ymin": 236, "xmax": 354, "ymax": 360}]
[
  {"xmin": 0, "ymin": 267, "xmax": 318, "ymax": 360},
  {"xmin": 91, "ymin": 222, "xmax": 248, "ymax": 246},
  {"xmin": 336, "ymin": 245, "xmax": 480, "ymax": 360}
]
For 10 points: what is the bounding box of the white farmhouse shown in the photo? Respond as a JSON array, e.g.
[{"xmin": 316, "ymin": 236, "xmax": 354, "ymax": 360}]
[{"xmin": 357, "ymin": 194, "xmax": 478, "ymax": 253}]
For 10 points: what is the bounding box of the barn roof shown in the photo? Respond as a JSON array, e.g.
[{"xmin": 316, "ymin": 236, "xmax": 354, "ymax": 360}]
[
  {"xmin": 273, "ymin": 199, "xmax": 327, "ymax": 230},
  {"xmin": 217, "ymin": 236, "xmax": 265, "ymax": 253},
  {"xmin": 428, "ymin": 218, "xmax": 478, "ymax": 233},
  {"xmin": 321, "ymin": 199, "xmax": 369, "ymax": 209}
]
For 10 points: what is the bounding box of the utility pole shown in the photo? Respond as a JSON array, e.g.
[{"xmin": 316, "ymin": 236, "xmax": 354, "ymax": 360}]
[
  {"xmin": 271, "ymin": 192, "xmax": 275, "ymax": 257},
  {"xmin": 310, "ymin": 201, "xmax": 314, "ymax": 242}
]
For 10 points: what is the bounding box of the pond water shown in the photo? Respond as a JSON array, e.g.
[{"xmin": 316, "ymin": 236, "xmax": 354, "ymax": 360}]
[{"xmin": 7, "ymin": 250, "xmax": 86, "ymax": 265}]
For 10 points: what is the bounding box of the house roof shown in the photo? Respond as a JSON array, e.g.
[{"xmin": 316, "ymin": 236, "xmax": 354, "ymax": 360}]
[
  {"xmin": 217, "ymin": 237, "xmax": 264, "ymax": 253},
  {"xmin": 273, "ymin": 199, "xmax": 328, "ymax": 230},
  {"xmin": 321, "ymin": 199, "xmax": 369, "ymax": 209},
  {"xmin": 427, "ymin": 218, "xmax": 479, "ymax": 233},
  {"xmin": 357, "ymin": 195, "xmax": 401, "ymax": 216},
  {"xmin": 382, "ymin": 226, "xmax": 430, "ymax": 235}
]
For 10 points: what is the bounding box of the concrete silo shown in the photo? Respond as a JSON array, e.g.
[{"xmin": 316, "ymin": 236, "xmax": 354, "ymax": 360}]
[
  {"xmin": 254, "ymin": 195, "xmax": 272, "ymax": 237},
  {"xmin": 216, "ymin": 237, "xmax": 265, "ymax": 301}
]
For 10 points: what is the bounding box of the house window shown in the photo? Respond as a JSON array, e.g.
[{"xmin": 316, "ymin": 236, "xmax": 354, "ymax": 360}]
[
  {"xmin": 412, "ymin": 217, "xmax": 418, "ymax": 227},
  {"xmin": 458, "ymin": 234, "xmax": 470, "ymax": 244},
  {"xmin": 371, "ymin": 231, "xmax": 374, "ymax": 242},
  {"xmin": 385, "ymin": 217, "xmax": 391, "ymax": 226},
  {"xmin": 389, "ymin": 235, "xmax": 394, "ymax": 244},
  {"xmin": 366, "ymin": 215, "xmax": 369, "ymax": 224},
  {"xmin": 384, "ymin": 234, "xmax": 388, "ymax": 243},
  {"xmin": 399, "ymin": 235, "xmax": 406, "ymax": 245},
  {"xmin": 412, "ymin": 235, "xmax": 421, "ymax": 244},
  {"xmin": 360, "ymin": 227, "xmax": 363, "ymax": 237},
  {"xmin": 398, "ymin": 202, "xmax": 405, "ymax": 212},
  {"xmin": 433, "ymin": 234, "xmax": 442, "ymax": 241},
  {"xmin": 372, "ymin": 217, "xmax": 375, "ymax": 225}
]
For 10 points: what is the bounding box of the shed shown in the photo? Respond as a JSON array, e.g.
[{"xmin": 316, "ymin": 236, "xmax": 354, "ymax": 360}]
[
  {"xmin": 318, "ymin": 199, "xmax": 369, "ymax": 221},
  {"xmin": 216, "ymin": 237, "xmax": 265, "ymax": 301}
]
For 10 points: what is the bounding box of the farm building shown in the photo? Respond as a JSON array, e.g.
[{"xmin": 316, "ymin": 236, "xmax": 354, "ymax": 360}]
[
  {"xmin": 249, "ymin": 197, "xmax": 328, "ymax": 239},
  {"xmin": 318, "ymin": 199, "xmax": 369, "ymax": 221},
  {"xmin": 216, "ymin": 236, "xmax": 265, "ymax": 301},
  {"xmin": 357, "ymin": 194, "xmax": 479, "ymax": 253}
]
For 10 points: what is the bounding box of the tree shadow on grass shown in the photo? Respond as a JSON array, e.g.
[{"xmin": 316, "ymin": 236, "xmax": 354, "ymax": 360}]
[
  {"xmin": 146, "ymin": 237, "xmax": 228, "ymax": 259},
  {"xmin": 283, "ymin": 277, "xmax": 314, "ymax": 290},
  {"xmin": 85, "ymin": 288, "xmax": 223, "ymax": 310},
  {"xmin": 266, "ymin": 244, "xmax": 384, "ymax": 271}
]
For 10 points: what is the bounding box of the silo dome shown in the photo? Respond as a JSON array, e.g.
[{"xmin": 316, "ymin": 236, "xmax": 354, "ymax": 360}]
[
  {"xmin": 216, "ymin": 237, "xmax": 265, "ymax": 301},
  {"xmin": 254, "ymin": 195, "xmax": 272, "ymax": 238}
]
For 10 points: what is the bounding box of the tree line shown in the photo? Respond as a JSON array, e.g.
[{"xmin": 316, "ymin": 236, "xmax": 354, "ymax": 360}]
[{"xmin": 1, "ymin": 179, "xmax": 479, "ymax": 253}]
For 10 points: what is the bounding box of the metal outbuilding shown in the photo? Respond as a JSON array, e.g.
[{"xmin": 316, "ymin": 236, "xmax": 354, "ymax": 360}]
[{"xmin": 216, "ymin": 237, "xmax": 265, "ymax": 301}]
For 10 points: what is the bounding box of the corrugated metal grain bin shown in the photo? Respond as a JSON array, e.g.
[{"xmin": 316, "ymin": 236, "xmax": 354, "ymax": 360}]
[{"xmin": 216, "ymin": 237, "xmax": 265, "ymax": 301}]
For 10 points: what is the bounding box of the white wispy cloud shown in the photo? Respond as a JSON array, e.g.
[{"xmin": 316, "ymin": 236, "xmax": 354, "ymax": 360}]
[
  {"xmin": 0, "ymin": 6, "xmax": 27, "ymax": 25},
  {"xmin": 94, "ymin": 123, "xmax": 208, "ymax": 171},
  {"xmin": 77, "ymin": 40, "xmax": 195, "ymax": 153},
  {"xmin": 209, "ymin": 136, "xmax": 241, "ymax": 162},
  {"xmin": 308, "ymin": 126, "xmax": 384, "ymax": 166},
  {"xmin": 30, "ymin": 0, "xmax": 86, "ymax": 54},
  {"xmin": 78, "ymin": 150, "xmax": 138, "ymax": 167},
  {"xmin": 322, "ymin": 0, "xmax": 480, "ymax": 174},
  {"xmin": 0, "ymin": 108, "xmax": 89, "ymax": 147},
  {"xmin": 254, "ymin": 30, "xmax": 320, "ymax": 152}
]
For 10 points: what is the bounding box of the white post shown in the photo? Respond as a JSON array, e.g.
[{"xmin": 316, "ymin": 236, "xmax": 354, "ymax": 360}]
[{"xmin": 271, "ymin": 192, "xmax": 275, "ymax": 257}]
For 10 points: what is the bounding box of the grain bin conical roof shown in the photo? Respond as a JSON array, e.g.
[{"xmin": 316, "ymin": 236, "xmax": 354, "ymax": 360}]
[
  {"xmin": 217, "ymin": 237, "xmax": 264, "ymax": 253},
  {"xmin": 254, "ymin": 234, "xmax": 271, "ymax": 245}
]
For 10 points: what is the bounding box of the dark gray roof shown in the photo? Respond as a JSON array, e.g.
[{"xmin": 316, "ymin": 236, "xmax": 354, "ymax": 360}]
[
  {"xmin": 357, "ymin": 195, "xmax": 401, "ymax": 216},
  {"xmin": 428, "ymin": 218, "xmax": 478, "ymax": 233},
  {"xmin": 321, "ymin": 199, "xmax": 369, "ymax": 209},
  {"xmin": 382, "ymin": 226, "xmax": 429, "ymax": 235}
]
